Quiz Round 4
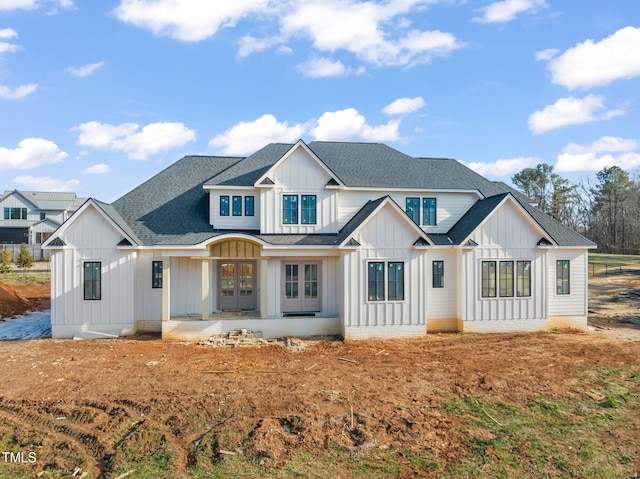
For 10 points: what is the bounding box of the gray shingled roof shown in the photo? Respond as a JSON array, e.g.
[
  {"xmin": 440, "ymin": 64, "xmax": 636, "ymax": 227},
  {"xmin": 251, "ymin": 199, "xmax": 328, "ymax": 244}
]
[
  {"xmin": 110, "ymin": 155, "xmax": 242, "ymax": 245},
  {"xmin": 85, "ymin": 141, "xmax": 594, "ymax": 248},
  {"xmin": 205, "ymin": 144, "xmax": 293, "ymax": 186},
  {"xmin": 445, "ymin": 193, "xmax": 509, "ymax": 245}
]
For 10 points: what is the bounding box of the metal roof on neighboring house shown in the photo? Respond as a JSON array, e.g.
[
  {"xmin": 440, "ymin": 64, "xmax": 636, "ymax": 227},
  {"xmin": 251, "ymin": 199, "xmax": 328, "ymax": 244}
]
[{"xmin": 1, "ymin": 190, "xmax": 85, "ymax": 212}]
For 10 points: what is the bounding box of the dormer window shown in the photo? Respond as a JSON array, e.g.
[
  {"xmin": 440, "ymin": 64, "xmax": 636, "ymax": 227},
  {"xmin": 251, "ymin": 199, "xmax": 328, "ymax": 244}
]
[
  {"xmin": 283, "ymin": 194, "xmax": 317, "ymax": 225},
  {"xmin": 220, "ymin": 196, "xmax": 230, "ymax": 216},
  {"xmin": 232, "ymin": 196, "xmax": 242, "ymax": 216}
]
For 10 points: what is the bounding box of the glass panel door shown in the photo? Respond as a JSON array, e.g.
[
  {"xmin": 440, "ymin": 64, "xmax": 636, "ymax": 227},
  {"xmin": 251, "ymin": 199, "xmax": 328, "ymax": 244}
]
[{"xmin": 219, "ymin": 261, "xmax": 256, "ymax": 310}]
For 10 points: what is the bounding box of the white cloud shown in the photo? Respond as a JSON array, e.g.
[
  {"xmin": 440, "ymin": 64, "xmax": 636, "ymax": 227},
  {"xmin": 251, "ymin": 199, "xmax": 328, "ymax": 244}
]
[
  {"xmin": 296, "ymin": 57, "xmax": 347, "ymax": 78},
  {"xmin": 534, "ymin": 48, "xmax": 558, "ymax": 62},
  {"xmin": 528, "ymin": 94, "xmax": 626, "ymax": 134},
  {"xmin": 0, "ymin": 0, "xmax": 73, "ymax": 11},
  {"xmin": 462, "ymin": 157, "xmax": 539, "ymax": 177},
  {"xmin": 473, "ymin": 0, "xmax": 547, "ymax": 23},
  {"xmin": 209, "ymin": 114, "xmax": 306, "ymax": 155},
  {"xmin": 209, "ymin": 108, "xmax": 401, "ymax": 155},
  {"xmin": 0, "ymin": 138, "xmax": 67, "ymax": 171},
  {"xmin": 68, "ymin": 61, "xmax": 105, "ymax": 78},
  {"xmin": 81, "ymin": 163, "xmax": 111, "ymax": 175},
  {"xmin": 546, "ymin": 26, "xmax": 640, "ymax": 89},
  {"xmin": 556, "ymin": 136, "xmax": 640, "ymax": 172},
  {"xmin": 0, "ymin": 27, "xmax": 19, "ymax": 59},
  {"xmin": 0, "ymin": 28, "xmax": 17, "ymax": 39},
  {"xmin": 310, "ymin": 108, "xmax": 400, "ymax": 141},
  {"xmin": 72, "ymin": 121, "xmax": 196, "ymax": 160},
  {"xmin": 0, "ymin": 84, "xmax": 37, "ymax": 99},
  {"xmin": 12, "ymin": 175, "xmax": 79, "ymax": 191},
  {"xmin": 114, "ymin": 1, "xmax": 463, "ymax": 68},
  {"xmin": 281, "ymin": 1, "xmax": 462, "ymax": 67},
  {"xmin": 113, "ymin": 0, "xmax": 272, "ymax": 42},
  {"xmin": 382, "ymin": 96, "xmax": 425, "ymax": 115}
]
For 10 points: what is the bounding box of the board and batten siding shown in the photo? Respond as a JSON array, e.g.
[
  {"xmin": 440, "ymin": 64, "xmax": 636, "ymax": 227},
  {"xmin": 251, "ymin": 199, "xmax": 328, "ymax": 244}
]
[
  {"xmin": 50, "ymin": 205, "xmax": 135, "ymax": 338},
  {"xmin": 260, "ymin": 148, "xmax": 338, "ymax": 234},
  {"xmin": 169, "ymin": 257, "xmax": 203, "ymax": 317},
  {"xmin": 341, "ymin": 203, "xmax": 427, "ymax": 339},
  {"xmin": 133, "ymin": 250, "xmax": 163, "ymax": 331},
  {"xmin": 547, "ymin": 250, "xmax": 588, "ymax": 329},
  {"xmin": 337, "ymin": 190, "xmax": 478, "ymax": 234},
  {"xmin": 209, "ymin": 189, "xmax": 260, "ymax": 230},
  {"xmin": 460, "ymin": 201, "xmax": 547, "ymax": 332},
  {"xmin": 426, "ymin": 249, "xmax": 460, "ymax": 332}
]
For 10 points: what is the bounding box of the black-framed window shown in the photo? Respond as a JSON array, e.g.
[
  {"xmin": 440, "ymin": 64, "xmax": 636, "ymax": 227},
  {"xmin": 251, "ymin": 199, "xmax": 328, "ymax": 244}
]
[
  {"xmin": 301, "ymin": 195, "xmax": 316, "ymax": 225},
  {"xmin": 4, "ymin": 207, "xmax": 27, "ymax": 220},
  {"xmin": 432, "ymin": 260, "xmax": 444, "ymax": 288},
  {"xmin": 516, "ymin": 261, "xmax": 531, "ymax": 297},
  {"xmin": 499, "ymin": 261, "xmax": 514, "ymax": 297},
  {"xmin": 367, "ymin": 262, "xmax": 385, "ymax": 301},
  {"xmin": 388, "ymin": 262, "xmax": 404, "ymax": 300},
  {"xmin": 232, "ymin": 196, "xmax": 242, "ymax": 216},
  {"xmin": 556, "ymin": 260, "xmax": 570, "ymax": 295},
  {"xmin": 482, "ymin": 261, "xmax": 497, "ymax": 298},
  {"xmin": 245, "ymin": 196, "xmax": 254, "ymax": 216},
  {"xmin": 283, "ymin": 195, "xmax": 298, "ymax": 224},
  {"xmin": 152, "ymin": 261, "xmax": 163, "ymax": 288},
  {"xmin": 83, "ymin": 261, "xmax": 101, "ymax": 300},
  {"xmin": 423, "ymin": 198, "xmax": 437, "ymax": 225},
  {"xmin": 406, "ymin": 197, "xmax": 420, "ymax": 224},
  {"xmin": 40, "ymin": 212, "xmax": 46, "ymax": 220},
  {"xmin": 220, "ymin": 196, "xmax": 229, "ymax": 216}
]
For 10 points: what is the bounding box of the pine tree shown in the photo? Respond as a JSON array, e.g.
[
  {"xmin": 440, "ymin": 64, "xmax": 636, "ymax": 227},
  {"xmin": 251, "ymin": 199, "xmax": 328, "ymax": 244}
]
[
  {"xmin": 16, "ymin": 243, "xmax": 34, "ymax": 273},
  {"xmin": 0, "ymin": 246, "xmax": 13, "ymax": 274}
]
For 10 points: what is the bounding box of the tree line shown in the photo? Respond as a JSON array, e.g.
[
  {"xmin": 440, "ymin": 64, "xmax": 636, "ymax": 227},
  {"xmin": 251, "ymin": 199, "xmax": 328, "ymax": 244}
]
[{"xmin": 511, "ymin": 164, "xmax": 639, "ymax": 254}]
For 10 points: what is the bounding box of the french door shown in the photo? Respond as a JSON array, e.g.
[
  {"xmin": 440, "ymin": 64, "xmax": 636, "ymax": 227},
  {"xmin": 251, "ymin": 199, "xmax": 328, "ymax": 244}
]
[
  {"xmin": 219, "ymin": 261, "xmax": 256, "ymax": 310},
  {"xmin": 282, "ymin": 262, "xmax": 320, "ymax": 313}
]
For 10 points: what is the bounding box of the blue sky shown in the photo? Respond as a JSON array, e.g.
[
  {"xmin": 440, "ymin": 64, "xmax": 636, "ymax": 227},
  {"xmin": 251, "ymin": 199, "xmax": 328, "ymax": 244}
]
[{"xmin": 1, "ymin": 0, "xmax": 639, "ymax": 202}]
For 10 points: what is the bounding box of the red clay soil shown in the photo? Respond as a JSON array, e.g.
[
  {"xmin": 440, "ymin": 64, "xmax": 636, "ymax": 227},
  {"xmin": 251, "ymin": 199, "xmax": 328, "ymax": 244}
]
[
  {"xmin": 0, "ymin": 281, "xmax": 28, "ymax": 318},
  {"xmin": 0, "ymin": 275, "xmax": 638, "ymax": 478},
  {"xmin": 0, "ymin": 280, "xmax": 50, "ymax": 319}
]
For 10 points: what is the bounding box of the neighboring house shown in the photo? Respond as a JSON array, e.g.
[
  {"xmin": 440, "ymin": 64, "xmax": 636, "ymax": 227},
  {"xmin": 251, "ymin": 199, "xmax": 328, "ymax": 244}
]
[
  {"xmin": 0, "ymin": 190, "xmax": 85, "ymax": 246},
  {"xmin": 43, "ymin": 141, "xmax": 595, "ymax": 340}
]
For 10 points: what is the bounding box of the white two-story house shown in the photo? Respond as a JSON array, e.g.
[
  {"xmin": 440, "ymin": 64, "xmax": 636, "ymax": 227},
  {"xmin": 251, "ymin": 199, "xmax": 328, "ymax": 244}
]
[
  {"xmin": 0, "ymin": 190, "xmax": 85, "ymax": 245},
  {"xmin": 43, "ymin": 141, "xmax": 595, "ymax": 339}
]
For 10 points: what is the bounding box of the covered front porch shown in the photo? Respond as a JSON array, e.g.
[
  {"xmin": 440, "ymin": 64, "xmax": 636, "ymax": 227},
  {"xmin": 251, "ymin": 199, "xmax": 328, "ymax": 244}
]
[{"xmin": 160, "ymin": 236, "xmax": 342, "ymax": 340}]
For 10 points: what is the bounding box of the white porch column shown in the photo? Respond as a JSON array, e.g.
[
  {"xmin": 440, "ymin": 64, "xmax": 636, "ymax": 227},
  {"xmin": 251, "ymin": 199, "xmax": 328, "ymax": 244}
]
[
  {"xmin": 260, "ymin": 258, "xmax": 268, "ymax": 318},
  {"xmin": 201, "ymin": 259, "xmax": 210, "ymax": 320},
  {"xmin": 162, "ymin": 257, "xmax": 170, "ymax": 321}
]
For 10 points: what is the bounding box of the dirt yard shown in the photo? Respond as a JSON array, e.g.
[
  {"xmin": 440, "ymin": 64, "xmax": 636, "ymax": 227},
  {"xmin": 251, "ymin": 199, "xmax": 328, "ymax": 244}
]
[{"xmin": 0, "ymin": 274, "xmax": 638, "ymax": 478}]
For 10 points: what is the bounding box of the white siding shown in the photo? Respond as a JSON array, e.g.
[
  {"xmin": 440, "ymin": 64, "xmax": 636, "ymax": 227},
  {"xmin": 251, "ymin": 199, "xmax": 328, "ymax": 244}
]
[
  {"xmin": 134, "ymin": 250, "xmax": 164, "ymax": 324},
  {"xmin": 169, "ymin": 257, "xmax": 202, "ymax": 316},
  {"xmin": 426, "ymin": 249, "xmax": 459, "ymax": 319},
  {"xmin": 209, "ymin": 189, "xmax": 260, "ymax": 230},
  {"xmin": 50, "ymin": 205, "xmax": 135, "ymax": 338},
  {"xmin": 547, "ymin": 250, "xmax": 588, "ymax": 318},
  {"xmin": 460, "ymin": 200, "xmax": 547, "ymax": 329},
  {"xmin": 261, "ymin": 148, "xmax": 338, "ymax": 234},
  {"xmin": 337, "ymin": 190, "xmax": 478, "ymax": 233},
  {"xmin": 341, "ymin": 203, "xmax": 428, "ymax": 339}
]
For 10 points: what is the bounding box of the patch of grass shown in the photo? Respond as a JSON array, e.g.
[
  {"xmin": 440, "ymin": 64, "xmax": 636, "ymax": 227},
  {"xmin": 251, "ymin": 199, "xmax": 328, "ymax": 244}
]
[
  {"xmin": 108, "ymin": 442, "xmax": 176, "ymax": 479},
  {"xmin": 441, "ymin": 367, "xmax": 640, "ymax": 479},
  {"xmin": 589, "ymin": 253, "xmax": 640, "ymax": 267},
  {"xmin": 0, "ymin": 272, "xmax": 50, "ymax": 284},
  {"xmin": 401, "ymin": 449, "xmax": 441, "ymax": 470}
]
